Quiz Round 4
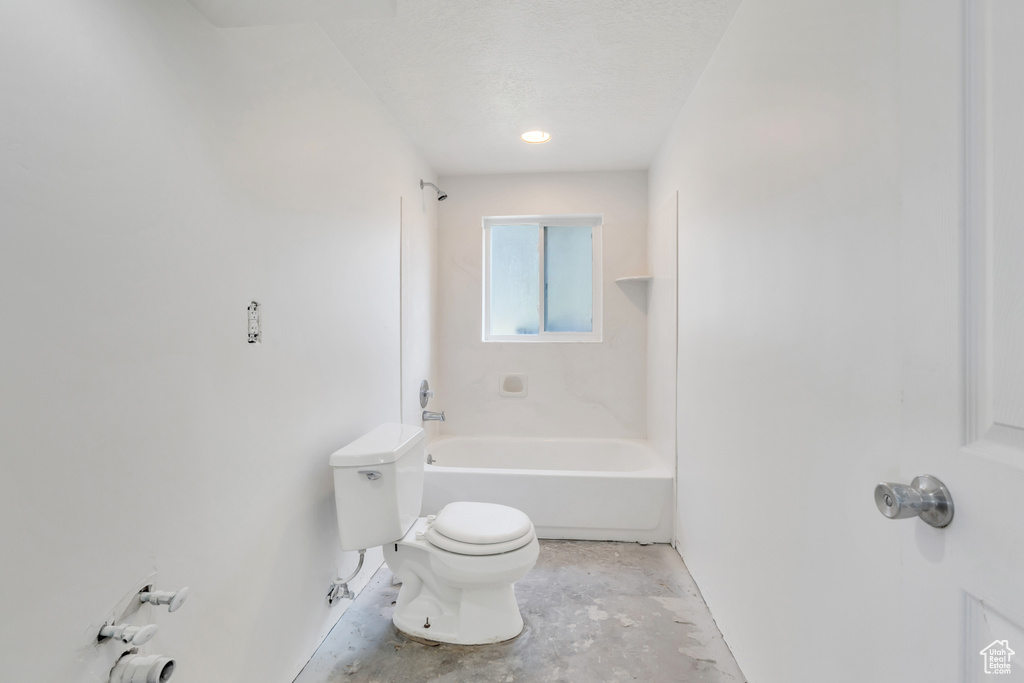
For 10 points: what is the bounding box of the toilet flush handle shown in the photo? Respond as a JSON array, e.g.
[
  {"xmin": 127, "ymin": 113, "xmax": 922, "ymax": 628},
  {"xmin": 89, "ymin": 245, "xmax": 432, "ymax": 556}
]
[{"xmin": 358, "ymin": 470, "xmax": 382, "ymax": 481}]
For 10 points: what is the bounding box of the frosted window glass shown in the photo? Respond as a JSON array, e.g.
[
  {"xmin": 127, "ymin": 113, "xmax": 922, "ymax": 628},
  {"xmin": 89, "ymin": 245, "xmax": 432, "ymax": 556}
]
[
  {"xmin": 490, "ymin": 225, "xmax": 539, "ymax": 335},
  {"xmin": 544, "ymin": 225, "xmax": 593, "ymax": 332}
]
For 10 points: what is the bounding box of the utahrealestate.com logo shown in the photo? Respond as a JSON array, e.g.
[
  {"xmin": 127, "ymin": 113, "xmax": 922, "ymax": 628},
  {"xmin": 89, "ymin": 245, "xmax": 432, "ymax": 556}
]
[{"xmin": 980, "ymin": 640, "xmax": 1015, "ymax": 675}]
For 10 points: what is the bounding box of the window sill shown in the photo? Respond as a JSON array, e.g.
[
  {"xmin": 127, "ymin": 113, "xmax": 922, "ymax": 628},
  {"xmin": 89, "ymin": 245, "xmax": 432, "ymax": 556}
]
[{"xmin": 483, "ymin": 336, "xmax": 603, "ymax": 344}]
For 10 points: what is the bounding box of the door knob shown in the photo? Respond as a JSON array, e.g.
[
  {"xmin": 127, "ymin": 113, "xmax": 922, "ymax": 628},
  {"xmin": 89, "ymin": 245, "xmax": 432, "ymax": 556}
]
[{"xmin": 874, "ymin": 474, "xmax": 953, "ymax": 528}]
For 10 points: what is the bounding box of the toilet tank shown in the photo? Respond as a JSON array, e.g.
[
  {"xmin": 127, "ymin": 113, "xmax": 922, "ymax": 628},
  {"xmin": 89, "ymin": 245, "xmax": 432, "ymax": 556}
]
[{"xmin": 329, "ymin": 424, "xmax": 425, "ymax": 551}]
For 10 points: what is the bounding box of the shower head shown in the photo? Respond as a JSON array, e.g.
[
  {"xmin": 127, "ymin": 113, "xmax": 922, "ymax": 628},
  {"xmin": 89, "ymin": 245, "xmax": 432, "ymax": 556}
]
[{"xmin": 420, "ymin": 179, "xmax": 448, "ymax": 201}]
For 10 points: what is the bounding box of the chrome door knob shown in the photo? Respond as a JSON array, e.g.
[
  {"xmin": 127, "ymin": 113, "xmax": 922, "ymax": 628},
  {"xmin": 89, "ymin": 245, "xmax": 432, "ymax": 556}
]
[{"xmin": 874, "ymin": 474, "xmax": 953, "ymax": 528}]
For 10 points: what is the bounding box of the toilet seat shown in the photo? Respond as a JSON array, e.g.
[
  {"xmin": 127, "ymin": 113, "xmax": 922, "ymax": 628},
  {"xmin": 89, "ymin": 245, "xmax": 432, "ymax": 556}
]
[{"xmin": 425, "ymin": 502, "xmax": 535, "ymax": 556}]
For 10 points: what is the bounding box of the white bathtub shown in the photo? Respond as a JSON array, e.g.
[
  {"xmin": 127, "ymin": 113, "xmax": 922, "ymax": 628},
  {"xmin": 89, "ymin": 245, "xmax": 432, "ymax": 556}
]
[{"xmin": 421, "ymin": 436, "xmax": 673, "ymax": 543}]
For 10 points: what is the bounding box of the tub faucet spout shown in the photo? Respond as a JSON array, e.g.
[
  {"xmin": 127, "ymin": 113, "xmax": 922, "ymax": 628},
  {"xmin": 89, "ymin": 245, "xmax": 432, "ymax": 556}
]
[{"xmin": 422, "ymin": 410, "xmax": 445, "ymax": 422}]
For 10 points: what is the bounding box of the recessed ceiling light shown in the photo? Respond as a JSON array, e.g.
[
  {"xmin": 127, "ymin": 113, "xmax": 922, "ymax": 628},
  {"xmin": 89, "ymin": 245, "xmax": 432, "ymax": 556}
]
[{"xmin": 521, "ymin": 130, "xmax": 551, "ymax": 144}]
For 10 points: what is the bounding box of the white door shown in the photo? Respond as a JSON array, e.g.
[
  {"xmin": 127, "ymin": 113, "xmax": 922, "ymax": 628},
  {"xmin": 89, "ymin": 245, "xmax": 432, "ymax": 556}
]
[{"xmin": 899, "ymin": 1, "xmax": 1024, "ymax": 680}]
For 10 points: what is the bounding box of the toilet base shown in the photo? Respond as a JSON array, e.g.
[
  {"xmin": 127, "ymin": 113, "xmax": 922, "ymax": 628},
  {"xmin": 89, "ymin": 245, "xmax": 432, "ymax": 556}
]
[
  {"xmin": 384, "ymin": 518, "xmax": 539, "ymax": 645},
  {"xmin": 398, "ymin": 625, "xmax": 525, "ymax": 647},
  {"xmin": 391, "ymin": 573, "xmax": 525, "ymax": 645}
]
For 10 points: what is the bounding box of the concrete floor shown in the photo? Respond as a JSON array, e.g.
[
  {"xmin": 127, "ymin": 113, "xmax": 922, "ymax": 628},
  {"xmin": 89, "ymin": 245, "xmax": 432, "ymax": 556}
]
[{"xmin": 294, "ymin": 541, "xmax": 745, "ymax": 683}]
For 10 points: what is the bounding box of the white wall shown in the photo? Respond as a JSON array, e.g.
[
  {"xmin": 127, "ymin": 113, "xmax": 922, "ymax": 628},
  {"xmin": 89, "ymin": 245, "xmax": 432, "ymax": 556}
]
[
  {"xmin": 401, "ymin": 196, "xmax": 440, "ymax": 426},
  {"xmin": 0, "ymin": 1, "xmax": 435, "ymax": 682},
  {"xmin": 649, "ymin": 0, "xmax": 904, "ymax": 680},
  {"xmin": 646, "ymin": 193, "xmax": 678, "ymax": 475},
  {"xmin": 435, "ymin": 172, "xmax": 648, "ymax": 439}
]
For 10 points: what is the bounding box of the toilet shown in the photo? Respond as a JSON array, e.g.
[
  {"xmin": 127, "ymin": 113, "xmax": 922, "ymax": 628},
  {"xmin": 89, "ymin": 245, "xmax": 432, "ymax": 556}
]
[{"xmin": 330, "ymin": 423, "xmax": 539, "ymax": 645}]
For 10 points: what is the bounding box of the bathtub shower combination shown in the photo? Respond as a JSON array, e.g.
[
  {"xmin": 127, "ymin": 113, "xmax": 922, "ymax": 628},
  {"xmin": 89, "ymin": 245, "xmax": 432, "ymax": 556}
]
[{"xmin": 422, "ymin": 437, "xmax": 673, "ymax": 543}]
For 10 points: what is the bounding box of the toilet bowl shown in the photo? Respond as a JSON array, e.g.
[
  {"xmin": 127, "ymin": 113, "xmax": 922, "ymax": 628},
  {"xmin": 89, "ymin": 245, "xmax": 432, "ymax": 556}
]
[
  {"xmin": 384, "ymin": 502, "xmax": 540, "ymax": 644},
  {"xmin": 330, "ymin": 424, "xmax": 539, "ymax": 645}
]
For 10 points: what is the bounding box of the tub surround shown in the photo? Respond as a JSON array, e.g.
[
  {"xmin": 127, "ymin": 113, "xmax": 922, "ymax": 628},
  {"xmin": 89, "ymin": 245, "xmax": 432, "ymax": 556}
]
[{"xmin": 434, "ymin": 171, "xmax": 649, "ymax": 440}]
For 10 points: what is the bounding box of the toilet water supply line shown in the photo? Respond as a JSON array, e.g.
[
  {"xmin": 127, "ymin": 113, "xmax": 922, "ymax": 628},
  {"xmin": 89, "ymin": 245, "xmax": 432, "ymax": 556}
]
[{"xmin": 327, "ymin": 549, "xmax": 365, "ymax": 604}]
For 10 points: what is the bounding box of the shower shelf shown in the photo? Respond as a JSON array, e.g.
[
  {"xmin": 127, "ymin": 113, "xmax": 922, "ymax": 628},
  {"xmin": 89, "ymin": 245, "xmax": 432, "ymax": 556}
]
[{"xmin": 614, "ymin": 275, "xmax": 652, "ymax": 283}]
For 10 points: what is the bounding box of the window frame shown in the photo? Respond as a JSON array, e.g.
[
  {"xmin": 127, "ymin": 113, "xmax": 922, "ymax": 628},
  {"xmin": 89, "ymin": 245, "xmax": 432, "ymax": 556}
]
[{"xmin": 482, "ymin": 214, "xmax": 603, "ymax": 343}]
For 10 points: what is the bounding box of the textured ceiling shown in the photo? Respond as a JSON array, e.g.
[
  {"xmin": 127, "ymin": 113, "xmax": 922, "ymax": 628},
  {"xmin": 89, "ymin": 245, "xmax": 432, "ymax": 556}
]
[{"xmin": 187, "ymin": 0, "xmax": 741, "ymax": 175}]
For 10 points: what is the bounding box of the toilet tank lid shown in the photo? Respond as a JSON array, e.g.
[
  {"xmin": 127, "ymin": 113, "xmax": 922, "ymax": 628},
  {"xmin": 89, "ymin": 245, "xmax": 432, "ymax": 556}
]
[{"xmin": 329, "ymin": 424, "xmax": 425, "ymax": 467}]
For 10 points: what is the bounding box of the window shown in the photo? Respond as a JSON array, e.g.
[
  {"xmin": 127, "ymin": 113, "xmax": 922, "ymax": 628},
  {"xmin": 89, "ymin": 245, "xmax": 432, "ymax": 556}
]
[{"xmin": 483, "ymin": 215, "xmax": 602, "ymax": 342}]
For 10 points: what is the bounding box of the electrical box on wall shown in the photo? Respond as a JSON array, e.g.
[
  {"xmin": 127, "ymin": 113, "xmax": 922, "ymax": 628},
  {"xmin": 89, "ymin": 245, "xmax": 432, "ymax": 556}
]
[{"xmin": 247, "ymin": 301, "xmax": 261, "ymax": 343}]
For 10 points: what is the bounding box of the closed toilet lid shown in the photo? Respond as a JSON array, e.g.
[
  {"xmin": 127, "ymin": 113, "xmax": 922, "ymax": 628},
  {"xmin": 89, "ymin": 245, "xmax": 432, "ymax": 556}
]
[{"xmin": 425, "ymin": 502, "xmax": 535, "ymax": 556}]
